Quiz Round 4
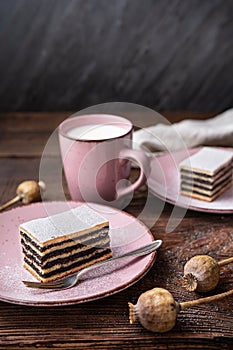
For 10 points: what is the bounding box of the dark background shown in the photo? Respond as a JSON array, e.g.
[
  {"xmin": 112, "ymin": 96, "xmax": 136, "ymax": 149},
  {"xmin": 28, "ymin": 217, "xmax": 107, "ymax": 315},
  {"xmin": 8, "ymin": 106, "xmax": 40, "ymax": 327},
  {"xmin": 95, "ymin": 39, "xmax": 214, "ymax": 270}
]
[{"xmin": 0, "ymin": 0, "xmax": 232, "ymax": 112}]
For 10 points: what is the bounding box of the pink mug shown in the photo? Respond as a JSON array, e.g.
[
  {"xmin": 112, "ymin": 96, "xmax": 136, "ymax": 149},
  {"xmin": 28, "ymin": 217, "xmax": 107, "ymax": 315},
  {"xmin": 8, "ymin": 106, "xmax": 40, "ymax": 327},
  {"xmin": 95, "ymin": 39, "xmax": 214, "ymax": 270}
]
[{"xmin": 58, "ymin": 114, "xmax": 150, "ymax": 204}]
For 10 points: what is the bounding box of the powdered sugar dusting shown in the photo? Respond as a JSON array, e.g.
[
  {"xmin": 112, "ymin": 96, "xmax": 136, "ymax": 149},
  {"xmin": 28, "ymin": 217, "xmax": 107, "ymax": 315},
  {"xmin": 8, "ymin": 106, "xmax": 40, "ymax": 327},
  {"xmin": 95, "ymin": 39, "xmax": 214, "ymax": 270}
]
[
  {"xmin": 20, "ymin": 205, "xmax": 109, "ymax": 243},
  {"xmin": 180, "ymin": 147, "xmax": 233, "ymax": 173}
]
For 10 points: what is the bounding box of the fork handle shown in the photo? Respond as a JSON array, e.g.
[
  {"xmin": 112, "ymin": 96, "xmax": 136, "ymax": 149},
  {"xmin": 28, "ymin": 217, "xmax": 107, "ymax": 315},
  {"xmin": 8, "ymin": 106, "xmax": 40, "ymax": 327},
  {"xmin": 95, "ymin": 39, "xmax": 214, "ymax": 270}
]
[{"xmin": 78, "ymin": 239, "xmax": 162, "ymax": 277}]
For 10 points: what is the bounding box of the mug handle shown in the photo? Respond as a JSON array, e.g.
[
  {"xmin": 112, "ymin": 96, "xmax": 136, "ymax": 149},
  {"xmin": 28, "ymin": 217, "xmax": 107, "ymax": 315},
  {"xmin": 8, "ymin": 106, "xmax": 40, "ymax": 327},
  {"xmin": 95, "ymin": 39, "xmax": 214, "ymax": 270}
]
[{"xmin": 116, "ymin": 149, "xmax": 151, "ymax": 199}]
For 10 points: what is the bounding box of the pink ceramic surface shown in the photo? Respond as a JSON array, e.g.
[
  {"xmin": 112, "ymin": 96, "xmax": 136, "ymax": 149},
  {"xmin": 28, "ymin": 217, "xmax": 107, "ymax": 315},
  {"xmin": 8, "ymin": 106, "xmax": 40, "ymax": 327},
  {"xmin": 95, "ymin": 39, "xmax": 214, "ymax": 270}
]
[
  {"xmin": 148, "ymin": 147, "xmax": 233, "ymax": 213},
  {"xmin": 59, "ymin": 114, "xmax": 150, "ymax": 203},
  {"xmin": 0, "ymin": 201, "xmax": 156, "ymax": 306}
]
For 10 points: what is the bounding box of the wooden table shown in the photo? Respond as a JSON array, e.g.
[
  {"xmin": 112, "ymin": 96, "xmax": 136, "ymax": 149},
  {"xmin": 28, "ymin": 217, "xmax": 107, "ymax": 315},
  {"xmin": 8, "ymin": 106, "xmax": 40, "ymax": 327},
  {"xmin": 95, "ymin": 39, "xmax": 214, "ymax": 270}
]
[{"xmin": 0, "ymin": 112, "xmax": 232, "ymax": 349}]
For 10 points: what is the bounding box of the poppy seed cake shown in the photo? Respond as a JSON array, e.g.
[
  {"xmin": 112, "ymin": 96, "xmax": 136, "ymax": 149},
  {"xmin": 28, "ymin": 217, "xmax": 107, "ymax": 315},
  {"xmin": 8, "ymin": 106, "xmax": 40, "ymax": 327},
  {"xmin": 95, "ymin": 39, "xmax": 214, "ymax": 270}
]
[{"xmin": 19, "ymin": 205, "xmax": 112, "ymax": 282}]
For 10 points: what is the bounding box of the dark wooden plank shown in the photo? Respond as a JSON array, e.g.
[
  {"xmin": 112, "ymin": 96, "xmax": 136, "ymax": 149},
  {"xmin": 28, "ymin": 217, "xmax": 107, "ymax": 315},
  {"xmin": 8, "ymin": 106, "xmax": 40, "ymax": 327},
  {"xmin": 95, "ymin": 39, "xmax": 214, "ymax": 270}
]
[
  {"xmin": 0, "ymin": 112, "xmax": 69, "ymax": 157},
  {"xmin": 0, "ymin": 111, "xmax": 215, "ymax": 131},
  {"xmin": 0, "ymin": 112, "xmax": 215, "ymax": 157},
  {"xmin": 0, "ymin": 112, "xmax": 71, "ymax": 132}
]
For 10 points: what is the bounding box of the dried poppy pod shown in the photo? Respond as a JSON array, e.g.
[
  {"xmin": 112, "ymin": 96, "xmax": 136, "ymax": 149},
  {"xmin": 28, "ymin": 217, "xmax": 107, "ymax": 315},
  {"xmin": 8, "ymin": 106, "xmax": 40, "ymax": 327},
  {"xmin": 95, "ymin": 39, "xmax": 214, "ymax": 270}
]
[
  {"xmin": 0, "ymin": 180, "xmax": 46, "ymax": 212},
  {"xmin": 129, "ymin": 288, "xmax": 178, "ymax": 333},
  {"xmin": 128, "ymin": 287, "xmax": 233, "ymax": 333},
  {"xmin": 182, "ymin": 255, "xmax": 233, "ymax": 292}
]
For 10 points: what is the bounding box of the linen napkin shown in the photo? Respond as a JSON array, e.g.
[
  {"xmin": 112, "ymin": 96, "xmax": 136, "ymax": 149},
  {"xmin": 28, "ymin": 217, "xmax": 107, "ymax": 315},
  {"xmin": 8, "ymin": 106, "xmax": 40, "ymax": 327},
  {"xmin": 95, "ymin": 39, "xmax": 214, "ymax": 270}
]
[{"xmin": 133, "ymin": 108, "xmax": 233, "ymax": 155}]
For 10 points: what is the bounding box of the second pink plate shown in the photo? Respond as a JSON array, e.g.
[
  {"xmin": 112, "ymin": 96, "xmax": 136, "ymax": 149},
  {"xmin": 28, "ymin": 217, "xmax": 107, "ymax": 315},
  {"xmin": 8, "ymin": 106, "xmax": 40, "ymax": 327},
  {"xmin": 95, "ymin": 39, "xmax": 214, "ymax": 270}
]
[
  {"xmin": 148, "ymin": 147, "xmax": 233, "ymax": 213},
  {"xmin": 0, "ymin": 201, "xmax": 156, "ymax": 306}
]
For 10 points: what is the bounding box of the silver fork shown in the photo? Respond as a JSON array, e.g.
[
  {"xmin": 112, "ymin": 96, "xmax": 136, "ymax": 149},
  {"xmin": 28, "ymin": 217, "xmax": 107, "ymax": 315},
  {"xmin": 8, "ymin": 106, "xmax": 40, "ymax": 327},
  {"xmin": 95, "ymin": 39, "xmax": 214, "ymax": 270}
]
[{"xmin": 23, "ymin": 239, "xmax": 162, "ymax": 290}]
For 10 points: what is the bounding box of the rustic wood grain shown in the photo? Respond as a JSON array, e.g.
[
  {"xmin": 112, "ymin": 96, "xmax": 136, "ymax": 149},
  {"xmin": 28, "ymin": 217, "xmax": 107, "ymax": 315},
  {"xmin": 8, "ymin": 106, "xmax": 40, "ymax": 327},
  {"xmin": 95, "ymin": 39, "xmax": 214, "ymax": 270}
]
[
  {"xmin": 0, "ymin": 111, "xmax": 215, "ymax": 157},
  {"xmin": 0, "ymin": 1, "xmax": 233, "ymax": 112},
  {"xmin": 0, "ymin": 112, "xmax": 232, "ymax": 349}
]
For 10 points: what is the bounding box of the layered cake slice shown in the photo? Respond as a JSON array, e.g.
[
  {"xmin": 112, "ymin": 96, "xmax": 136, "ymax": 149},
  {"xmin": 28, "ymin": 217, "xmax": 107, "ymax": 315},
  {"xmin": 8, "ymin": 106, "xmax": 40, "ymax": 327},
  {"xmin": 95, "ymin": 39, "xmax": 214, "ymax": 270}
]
[
  {"xmin": 180, "ymin": 147, "xmax": 233, "ymax": 202},
  {"xmin": 20, "ymin": 205, "xmax": 112, "ymax": 282}
]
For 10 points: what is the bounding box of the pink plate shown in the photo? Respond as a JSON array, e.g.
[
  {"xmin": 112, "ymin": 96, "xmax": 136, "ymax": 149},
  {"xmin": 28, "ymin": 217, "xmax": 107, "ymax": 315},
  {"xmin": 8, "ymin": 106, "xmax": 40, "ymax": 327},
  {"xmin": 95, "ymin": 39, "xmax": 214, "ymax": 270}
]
[
  {"xmin": 148, "ymin": 147, "xmax": 233, "ymax": 213},
  {"xmin": 0, "ymin": 201, "xmax": 156, "ymax": 306}
]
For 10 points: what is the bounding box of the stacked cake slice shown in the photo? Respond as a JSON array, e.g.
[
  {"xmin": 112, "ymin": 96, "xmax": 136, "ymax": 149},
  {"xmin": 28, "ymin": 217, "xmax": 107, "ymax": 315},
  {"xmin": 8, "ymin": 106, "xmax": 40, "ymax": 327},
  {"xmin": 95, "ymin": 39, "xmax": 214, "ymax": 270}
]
[
  {"xmin": 20, "ymin": 205, "xmax": 112, "ymax": 282},
  {"xmin": 180, "ymin": 147, "xmax": 233, "ymax": 202}
]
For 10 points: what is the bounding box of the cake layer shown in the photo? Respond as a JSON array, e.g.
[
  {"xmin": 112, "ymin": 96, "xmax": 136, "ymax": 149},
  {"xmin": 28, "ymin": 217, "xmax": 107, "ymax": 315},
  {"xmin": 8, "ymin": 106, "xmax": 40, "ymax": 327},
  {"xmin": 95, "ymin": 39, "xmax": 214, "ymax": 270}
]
[
  {"xmin": 20, "ymin": 205, "xmax": 109, "ymax": 246},
  {"xmin": 181, "ymin": 177, "xmax": 232, "ymax": 197},
  {"xmin": 22, "ymin": 235, "xmax": 110, "ymax": 267},
  {"xmin": 181, "ymin": 181, "xmax": 232, "ymax": 202},
  {"xmin": 24, "ymin": 245, "xmax": 111, "ymax": 272},
  {"xmin": 180, "ymin": 164, "xmax": 232, "ymax": 183},
  {"xmin": 181, "ymin": 173, "xmax": 232, "ymax": 191},
  {"xmin": 24, "ymin": 249, "xmax": 112, "ymax": 282},
  {"xmin": 179, "ymin": 147, "xmax": 233, "ymax": 175},
  {"xmin": 20, "ymin": 226, "xmax": 110, "ymax": 258}
]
